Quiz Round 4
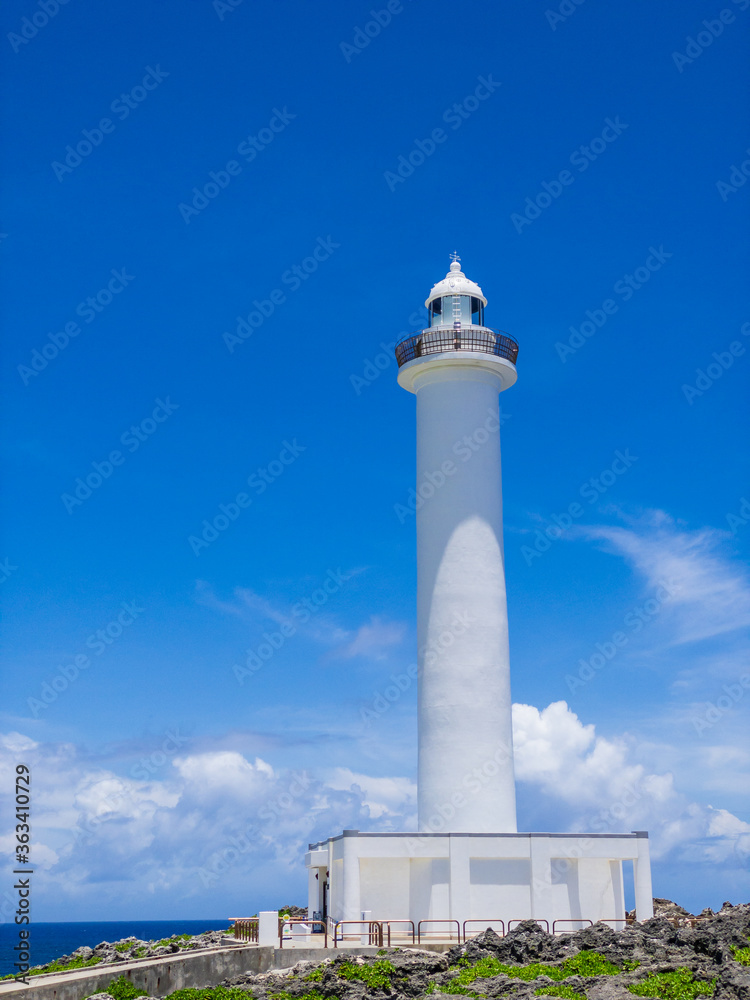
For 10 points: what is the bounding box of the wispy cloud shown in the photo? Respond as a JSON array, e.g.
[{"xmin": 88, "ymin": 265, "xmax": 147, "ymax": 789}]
[
  {"xmin": 579, "ymin": 510, "xmax": 750, "ymax": 644},
  {"xmin": 331, "ymin": 616, "xmax": 407, "ymax": 660}
]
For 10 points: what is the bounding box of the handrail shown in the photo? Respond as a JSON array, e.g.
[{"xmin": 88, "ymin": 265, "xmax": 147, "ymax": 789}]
[
  {"xmin": 597, "ymin": 918, "xmax": 628, "ymax": 929},
  {"xmin": 395, "ymin": 326, "xmax": 519, "ymax": 368},
  {"xmin": 552, "ymin": 919, "xmax": 593, "ymax": 934},
  {"xmin": 508, "ymin": 918, "xmax": 550, "ymax": 933},
  {"xmin": 462, "ymin": 919, "xmax": 505, "ymax": 941},
  {"xmin": 231, "ymin": 918, "xmax": 258, "ymax": 943},
  {"xmin": 417, "ymin": 919, "xmax": 461, "ymax": 943},
  {"xmin": 382, "ymin": 919, "xmax": 416, "ymax": 946},
  {"xmin": 279, "ymin": 918, "xmax": 327, "ymax": 949},
  {"xmin": 333, "ymin": 920, "xmax": 382, "ymax": 947}
]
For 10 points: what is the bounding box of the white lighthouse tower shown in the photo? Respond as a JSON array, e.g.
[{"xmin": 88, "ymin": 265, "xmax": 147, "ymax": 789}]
[
  {"xmin": 396, "ymin": 255, "xmax": 518, "ymax": 835},
  {"xmin": 305, "ymin": 257, "xmax": 653, "ymax": 938}
]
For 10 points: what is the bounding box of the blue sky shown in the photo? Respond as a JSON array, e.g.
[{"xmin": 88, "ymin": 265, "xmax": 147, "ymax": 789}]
[{"xmin": 1, "ymin": 0, "xmax": 748, "ymax": 922}]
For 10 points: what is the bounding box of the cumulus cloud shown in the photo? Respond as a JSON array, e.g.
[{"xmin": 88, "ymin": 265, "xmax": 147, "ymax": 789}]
[
  {"xmin": 1, "ymin": 696, "xmax": 747, "ymax": 918},
  {"xmin": 512, "ymin": 700, "xmax": 748, "ymax": 865},
  {"xmin": 326, "ymin": 767, "xmax": 416, "ymax": 822}
]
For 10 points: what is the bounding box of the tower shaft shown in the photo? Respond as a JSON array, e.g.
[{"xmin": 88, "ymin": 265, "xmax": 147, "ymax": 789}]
[{"xmin": 415, "ymin": 366, "xmax": 516, "ymax": 833}]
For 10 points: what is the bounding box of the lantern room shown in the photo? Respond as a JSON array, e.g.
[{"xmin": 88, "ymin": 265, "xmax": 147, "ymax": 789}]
[{"xmin": 426, "ymin": 256, "xmax": 487, "ymax": 328}]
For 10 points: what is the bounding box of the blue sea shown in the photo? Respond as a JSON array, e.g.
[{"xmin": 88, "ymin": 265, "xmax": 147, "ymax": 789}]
[{"xmin": 0, "ymin": 920, "xmax": 232, "ymax": 978}]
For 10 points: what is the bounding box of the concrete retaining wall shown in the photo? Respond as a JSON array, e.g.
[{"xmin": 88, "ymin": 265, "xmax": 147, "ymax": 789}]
[{"xmin": 0, "ymin": 943, "xmax": 449, "ymax": 1000}]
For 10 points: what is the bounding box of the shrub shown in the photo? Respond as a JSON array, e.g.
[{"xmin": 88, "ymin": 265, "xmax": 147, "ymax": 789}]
[
  {"xmin": 730, "ymin": 945, "xmax": 750, "ymax": 967},
  {"xmin": 336, "ymin": 960, "xmax": 397, "ymax": 988},
  {"xmin": 535, "ymin": 986, "xmax": 587, "ymax": 1000},
  {"xmin": 85, "ymin": 976, "xmax": 147, "ymax": 1000},
  {"xmin": 448, "ymin": 951, "xmax": 628, "ymax": 987},
  {"xmin": 164, "ymin": 989, "xmax": 254, "ymax": 1000},
  {"xmin": 627, "ymin": 969, "xmax": 715, "ymax": 1000}
]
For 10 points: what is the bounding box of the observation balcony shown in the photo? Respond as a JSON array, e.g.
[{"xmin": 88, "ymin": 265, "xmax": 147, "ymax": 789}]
[{"xmin": 395, "ymin": 326, "xmax": 519, "ymax": 368}]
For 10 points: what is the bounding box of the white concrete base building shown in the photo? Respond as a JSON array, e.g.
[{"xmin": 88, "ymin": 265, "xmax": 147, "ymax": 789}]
[
  {"xmin": 306, "ymin": 831, "xmax": 653, "ymax": 931},
  {"xmin": 305, "ymin": 259, "xmax": 654, "ymax": 933}
]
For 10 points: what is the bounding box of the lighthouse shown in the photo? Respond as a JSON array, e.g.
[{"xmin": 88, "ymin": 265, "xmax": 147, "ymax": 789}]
[
  {"xmin": 396, "ymin": 255, "xmax": 518, "ymax": 835},
  {"xmin": 304, "ymin": 257, "xmax": 653, "ymax": 936}
]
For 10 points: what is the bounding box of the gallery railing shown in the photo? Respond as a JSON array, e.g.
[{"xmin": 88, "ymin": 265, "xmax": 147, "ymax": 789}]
[{"xmin": 395, "ymin": 327, "xmax": 519, "ymax": 368}]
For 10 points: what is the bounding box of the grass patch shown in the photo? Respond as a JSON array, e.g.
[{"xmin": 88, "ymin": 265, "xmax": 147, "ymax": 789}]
[
  {"xmin": 163, "ymin": 989, "xmax": 254, "ymax": 1000},
  {"xmin": 156, "ymin": 934, "xmax": 193, "ymax": 948},
  {"xmin": 535, "ymin": 986, "xmax": 587, "ymax": 1000},
  {"xmin": 0, "ymin": 955, "xmax": 103, "ymax": 980},
  {"xmin": 115, "ymin": 942, "xmax": 136, "ymax": 953},
  {"xmin": 85, "ymin": 976, "xmax": 147, "ymax": 1000},
  {"xmin": 730, "ymin": 945, "xmax": 750, "ymax": 966},
  {"xmin": 305, "ymin": 968, "xmax": 324, "ymax": 982},
  {"xmin": 627, "ymin": 970, "xmax": 715, "ymax": 1000},
  {"xmin": 268, "ymin": 993, "xmax": 329, "ymax": 1000},
  {"xmin": 446, "ymin": 951, "xmax": 629, "ymax": 991},
  {"xmin": 336, "ymin": 959, "xmax": 398, "ymax": 988}
]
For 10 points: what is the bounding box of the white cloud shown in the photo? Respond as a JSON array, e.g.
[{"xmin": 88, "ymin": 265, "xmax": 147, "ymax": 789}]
[
  {"xmin": 579, "ymin": 511, "xmax": 750, "ymax": 644},
  {"xmin": 1, "ymin": 692, "xmax": 747, "ymax": 918},
  {"xmin": 327, "ymin": 767, "xmax": 416, "ymax": 821},
  {"xmin": 332, "ymin": 616, "xmax": 407, "ymax": 660},
  {"xmin": 512, "ymin": 700, "xmax": 748, "ymax": 866}
]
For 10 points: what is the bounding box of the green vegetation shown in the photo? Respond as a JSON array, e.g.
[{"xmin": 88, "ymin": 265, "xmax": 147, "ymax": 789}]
[
  {"xmin": 627, "ymin": 970, "xmax": 715, "ymax": 1000},
  {"xmin": 447, "ymin": 951, "xmax": 626, "ymax": 989},
  {"xmin": 157, "ymin": 934, "xmax": 193, "ymax": 948},
  {"xmin": 535, "ymin": 986, "xmax": 587, "ymax": 1000},
  {"xmin": 115, "ymin": 942, "xmax": 136, "ymax": 953},
  {"xmin": 85, "ymin": 982, "xmax": 253, "ymax": 1000},
  {"xmin": 730, "ymin": 944, "xmax": 750, "ymax": 966},
  {"xmin": 85, "ymin": 976, "xmax": 147, "ymax": 1000},
  {"xmin": 164, "ymin": 989, "xmax": 254, "ymax": 1000},
  {"xmin": 1, "ymin": 955, "xmax": 103, "ymax": 981},
  {"xmin": 305, "ymin": 968, "xmax": 324, "ymax": 982},
  {"xmin": 336, "ymin": 959, "xmax": 398, "ymax": 988},
  {"xmin": 268, "ymin": 993, "xmax": 330, "ymax": 1000}
]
